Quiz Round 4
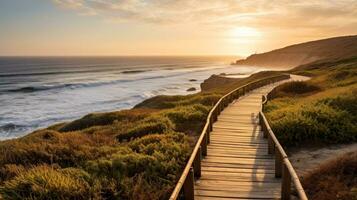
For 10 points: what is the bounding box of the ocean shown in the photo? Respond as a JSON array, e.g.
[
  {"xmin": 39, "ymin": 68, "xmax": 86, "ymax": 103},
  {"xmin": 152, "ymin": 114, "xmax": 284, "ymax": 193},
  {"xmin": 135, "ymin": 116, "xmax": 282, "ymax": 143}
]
[{"xmin": 0, "ymin": 56, "xmax": 268, "ymax": 140}]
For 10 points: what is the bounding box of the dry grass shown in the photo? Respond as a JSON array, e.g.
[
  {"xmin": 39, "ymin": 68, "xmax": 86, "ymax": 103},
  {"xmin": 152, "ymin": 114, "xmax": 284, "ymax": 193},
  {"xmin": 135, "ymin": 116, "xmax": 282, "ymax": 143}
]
[{"xmin": 302, "ymin": 151, "xmax": 357, "ymax": 200}]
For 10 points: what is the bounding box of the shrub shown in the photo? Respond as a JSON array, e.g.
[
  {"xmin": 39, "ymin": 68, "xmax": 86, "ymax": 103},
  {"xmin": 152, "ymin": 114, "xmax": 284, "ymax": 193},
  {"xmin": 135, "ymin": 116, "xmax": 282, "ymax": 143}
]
[
  {"xmin": 135, "ymin": 93, "xmax": 220, "ymax": 109},
  {"xmin": 116, "ymin": 116, "xmax": 174, "ymax": 141},
  {"xmin": 270, "ymin": 81, "xmax": 321, "ymax": 99},
  {"xmin": 267, "ymin": 100, "xmax": 356, "ymax": 146},
  {"xmin": 0, "ymin": 165, "xmax": 92, "ymax": 200},
  {"xmin": 302, "ymin": 152, "xmax": 357, "ymax": 200},
  {"xmin": 163, "ymin": 104, "xmax": 210, "ymax": 133},
  {"xmin": 60, "ymin": 109, "xmax": 153, "ymax": 132},
  {"xmin": 319, "ymin": 89, "xmax": 357, "ymax": 117}
]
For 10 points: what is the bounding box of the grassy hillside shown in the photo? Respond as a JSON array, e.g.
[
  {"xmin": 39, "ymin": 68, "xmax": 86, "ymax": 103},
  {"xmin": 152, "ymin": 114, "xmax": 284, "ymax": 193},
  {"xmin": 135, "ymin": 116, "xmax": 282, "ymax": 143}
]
[
  {"xmin": 235, "ymin": 35, "xmax": 357, "ymax": 68},
  {"xmin": 264, "ymin": 57, "xmax": 357, "ymax": 147},
  {"xmin": 264, "ymin": 57, "xmax": 357, "ymax": 200},
  {"xmin": 0, "ymin": 71, "xmax": 280, "ymax": 200}
]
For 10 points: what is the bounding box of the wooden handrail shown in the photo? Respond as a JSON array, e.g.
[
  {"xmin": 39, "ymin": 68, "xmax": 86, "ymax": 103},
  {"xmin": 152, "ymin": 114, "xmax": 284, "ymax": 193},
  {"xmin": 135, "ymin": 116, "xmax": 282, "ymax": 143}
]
[
  {"xmin": 260, "ymin": 87, "xmax": 308, "ymax": 200},
  {"xmin": 169, "ymin": 74, "xmax": 291, "ymax": 200}
]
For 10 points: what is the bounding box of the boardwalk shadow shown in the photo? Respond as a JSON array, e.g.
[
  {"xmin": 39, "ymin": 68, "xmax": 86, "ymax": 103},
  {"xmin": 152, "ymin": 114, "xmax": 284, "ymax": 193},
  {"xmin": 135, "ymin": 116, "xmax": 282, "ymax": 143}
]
[{"xmin": 248, "ymin": 90, "xmax": 280, "ymax": 199}]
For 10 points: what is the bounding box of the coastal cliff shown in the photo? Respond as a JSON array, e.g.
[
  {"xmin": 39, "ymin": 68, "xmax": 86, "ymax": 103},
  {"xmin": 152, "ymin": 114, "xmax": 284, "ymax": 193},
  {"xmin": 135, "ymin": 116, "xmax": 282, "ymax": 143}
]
[
  {"xmin": 200, "ymin": 75, "xmax": 238, "ymax": 91},
  {"xmin": 235, "ymin": 35, "xmax": 357, "ymax": 68}
]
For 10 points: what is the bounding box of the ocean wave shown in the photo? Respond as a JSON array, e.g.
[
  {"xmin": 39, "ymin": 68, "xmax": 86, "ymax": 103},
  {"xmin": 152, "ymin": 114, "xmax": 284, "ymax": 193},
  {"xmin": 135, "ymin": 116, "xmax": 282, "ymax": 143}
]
[
  {"xmin": 121, "ymin": 69, "xmax": 151, "ymax": 74},
  {"xmin": 0, "ymin": 123, "xmax": 27, "ymax": 132},
  {"xmin": 7, "ymin": 84, "xmax": 75, "ymax": 93},
  {"xmin": 0, "ymin": 67, "xmax": 147, "ymax": 78},
  {"xmin": 2, "ymin": 64, "xmax": 225, "ymax": 94},
  {"xmin": 5, "ymin": 74, "xmax": 168, "ymax": 93}
]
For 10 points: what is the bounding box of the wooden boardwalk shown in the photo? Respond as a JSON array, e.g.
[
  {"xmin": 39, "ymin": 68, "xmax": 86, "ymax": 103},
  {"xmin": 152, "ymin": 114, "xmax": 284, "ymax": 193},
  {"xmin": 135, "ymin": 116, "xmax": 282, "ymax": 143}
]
[{"xmin": 194, "ymin": 76, "xmax": 305, "ymax": 200}]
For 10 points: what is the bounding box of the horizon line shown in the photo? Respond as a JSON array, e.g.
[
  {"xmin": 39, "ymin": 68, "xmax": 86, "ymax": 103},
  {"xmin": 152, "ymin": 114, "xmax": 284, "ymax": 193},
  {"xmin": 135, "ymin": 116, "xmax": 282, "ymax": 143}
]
[{"xmin": 0, "ymin": 54, "xmax": 244, "ymax": 58}]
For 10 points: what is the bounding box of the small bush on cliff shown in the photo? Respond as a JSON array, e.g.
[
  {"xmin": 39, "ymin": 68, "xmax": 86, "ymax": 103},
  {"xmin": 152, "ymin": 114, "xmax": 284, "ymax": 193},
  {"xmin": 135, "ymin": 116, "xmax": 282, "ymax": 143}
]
[{"xmin": 270, "ymin": 81, "xmax": 321, "ymax": 99}]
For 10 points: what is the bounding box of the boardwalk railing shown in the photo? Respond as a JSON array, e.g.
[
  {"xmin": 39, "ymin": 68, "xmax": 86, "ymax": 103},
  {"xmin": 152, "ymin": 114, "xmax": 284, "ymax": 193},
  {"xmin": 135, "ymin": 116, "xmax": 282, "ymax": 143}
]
[
  {"xmin": 260, "ymin": 89, "xmax": 308, "ymax": 200},
  {"xmin": 169, "ymin": 74, "xmax": 291, "ymax": 200}
]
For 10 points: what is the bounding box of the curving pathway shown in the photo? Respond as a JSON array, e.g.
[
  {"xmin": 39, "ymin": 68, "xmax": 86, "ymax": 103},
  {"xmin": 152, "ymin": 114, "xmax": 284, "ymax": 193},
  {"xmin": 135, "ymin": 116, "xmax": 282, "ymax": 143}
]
[{"xmin": 194, "ymin": 75, "xmax": 307, "ymax": 200}]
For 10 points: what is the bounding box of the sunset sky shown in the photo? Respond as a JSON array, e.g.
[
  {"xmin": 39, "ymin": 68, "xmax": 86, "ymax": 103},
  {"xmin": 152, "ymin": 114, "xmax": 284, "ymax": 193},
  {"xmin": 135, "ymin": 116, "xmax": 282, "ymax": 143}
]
[{"xmin": 1, "ymin": 0, "xmax": 357, "ymax": 56}]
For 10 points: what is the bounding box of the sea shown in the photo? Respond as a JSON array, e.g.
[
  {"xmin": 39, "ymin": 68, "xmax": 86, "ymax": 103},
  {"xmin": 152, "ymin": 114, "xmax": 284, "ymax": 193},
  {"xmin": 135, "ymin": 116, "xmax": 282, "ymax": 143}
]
[{"xmin": 0, "ymin": 56, "xmax": 269, "ymax": 140}]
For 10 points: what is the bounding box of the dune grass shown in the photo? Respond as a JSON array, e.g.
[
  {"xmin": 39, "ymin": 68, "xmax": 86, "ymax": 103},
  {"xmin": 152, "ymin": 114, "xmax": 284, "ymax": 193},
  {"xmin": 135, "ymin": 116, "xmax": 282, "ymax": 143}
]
[
  {"xmin": 0, "ymin": 104, "xmax": 199, "ymax": 199},
  {"xmin": 264, "ymin": 57, "xmax": 357, "ymax": 199},
  {"xmin": 264, "ymin": 58, "xmax": 357, "ymax": 147}
]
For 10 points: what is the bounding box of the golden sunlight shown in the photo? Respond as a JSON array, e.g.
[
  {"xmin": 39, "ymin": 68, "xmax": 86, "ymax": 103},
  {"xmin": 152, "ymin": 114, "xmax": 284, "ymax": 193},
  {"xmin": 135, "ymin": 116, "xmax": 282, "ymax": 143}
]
[{"xmin": 230, "ymin": 27, "xmax": 262, "ymax": 38}]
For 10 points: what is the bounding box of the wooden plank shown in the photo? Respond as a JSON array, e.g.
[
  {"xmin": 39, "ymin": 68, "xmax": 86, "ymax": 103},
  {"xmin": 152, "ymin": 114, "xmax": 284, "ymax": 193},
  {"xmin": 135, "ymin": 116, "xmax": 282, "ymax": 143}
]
[
  {"xmin": 213, "ymin": 126, "xmax": 262, "ymax": 131},
  {"xmin": 209, "ymin": 136, "xmax": 266, "ymax": 142},
  {"xmin": 210, "ymin": 130, "xmax": 264, "ymax": 137},
  {"xmin": 209, "ymin": 142, "xmax": 268, "ymax": 148},
  {"xmin": 207, "ymin": 146, "xmax": 268, "ymax": 152},
  {"xmin": 206, "ymin": 151, "xmax": 270, "ymax": 158},
  {"xmin": 194, "ymin": 196, "xmax": 266, "ymax": 200},
  {"xmin": 198, "ymin": 176, "xmax": 280, "ymax": 183},
  {"xmin": 211, "ymin": 131, "xmax": 263, "ymax": 137},
  {"xmin": 195, "ymin": 185, "xmax": 280, "ymax": 193},
  {"xmin": 217, "ymin": 119, "xmax": 259, "ymax": 125},
  {"xmin": 220, "ymin": 113, "xmax": 260, "ymax": 116},
  {"xmin": 207, "ymin": 148, "xmax": 269, "ymax": 156},
  {"xmin": 206, "ymin": 152, "xmax": 272, "ymax": 160},
  {"xmin": 195, "ymin": 179, "xmax": 281, "ymax": 187},
  {"xmin": 211, "ymin": 134, "xmax": 268, "ymax": 144},
  {"xmin": 201, "ymin": 162, "xmax": 275, "ymax": 170},
  {"xmin": 195, "ymin": 189, "xmax": 280, "ymax": 199},
  {"xmin": 194, "ymin": 196, "xmax": 257, "ymax": 200},
  {"xmin": 203, "ymin": 157, "xmax": 275, "ymax": 165},
  {"xmin": 205, "ymin": 153, "xmax": 272, "ymax": 160},
  {"xmin": 208, "ymin": 143, "xmax": 268, "ymax": 149},
  {"xmin": 215, "ymin": 120, "xmax": 260, "ymax": 127},
  {"xmin": 202, "ymin": 166, "xmax": 275, "ymax": 174},
  {"xmin": 201, "ymin": 171, "xmax": 276, "ymax": 179},
  {"xmin": 213, "ymin": 125, "xmax": 260, "ymax": 129}
]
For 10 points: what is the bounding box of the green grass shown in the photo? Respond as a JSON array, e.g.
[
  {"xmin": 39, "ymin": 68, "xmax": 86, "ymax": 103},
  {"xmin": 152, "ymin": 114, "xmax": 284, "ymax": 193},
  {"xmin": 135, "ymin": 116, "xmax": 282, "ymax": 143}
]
[{"xmin": 265, "ymin": 57, "xmax": 357, "ymax": 147}]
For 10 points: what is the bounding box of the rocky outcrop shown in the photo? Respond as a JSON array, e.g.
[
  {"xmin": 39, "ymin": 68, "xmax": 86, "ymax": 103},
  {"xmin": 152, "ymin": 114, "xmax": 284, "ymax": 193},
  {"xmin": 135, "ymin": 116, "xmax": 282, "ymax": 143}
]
[{"xmin": 186, "ymin": 87, "xmax": 196, "ymax": 92}]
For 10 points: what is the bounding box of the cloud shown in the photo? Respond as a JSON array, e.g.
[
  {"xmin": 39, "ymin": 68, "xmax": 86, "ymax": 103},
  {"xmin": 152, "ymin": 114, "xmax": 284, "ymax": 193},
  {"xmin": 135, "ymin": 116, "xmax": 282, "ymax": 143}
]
[{"xmin": 52, "ymin": 0, "xmax": 357, "ymax": 32}]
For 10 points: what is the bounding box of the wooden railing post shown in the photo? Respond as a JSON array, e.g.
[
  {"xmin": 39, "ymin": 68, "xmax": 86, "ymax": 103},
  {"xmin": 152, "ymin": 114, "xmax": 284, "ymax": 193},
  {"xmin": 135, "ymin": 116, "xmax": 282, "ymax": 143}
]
[
  {"xmin": 275, "ymin": 147, "xmax": 282, "ymax": 178},
  {"xmin": 281, "ymin": 162, "xmax": 291, "ymax": 200},
  {"xmin": 206, "ymin": 128, "xmax": 211, "ymax": 144},
  {"xmin": 214, "ymin": 109, "xmax": 218, "ymax": 122},
  {"xmin": 202, "ymin": 134, "xmax": 208, "ymax": 156},
  {"xmin": 183, "ymin": 167, "xmax": 195, "ymax": 200},
  {"xmin": 263, "ymin": 125, "xmax": 268, "ymax": 138},
  {"xmin": 194, "ymin": 147, "xmax": 202, "ymax": 178},
  {"xmin": 268, "ymin": 135, "xmax": 274, "ymax": 154}
]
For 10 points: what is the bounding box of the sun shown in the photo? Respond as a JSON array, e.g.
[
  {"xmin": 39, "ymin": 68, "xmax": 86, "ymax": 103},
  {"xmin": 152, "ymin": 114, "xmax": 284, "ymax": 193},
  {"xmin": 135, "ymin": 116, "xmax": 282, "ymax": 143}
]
[{"xmin": 230, "ymin": 27, "xmax": 262, "ymax": 38}]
